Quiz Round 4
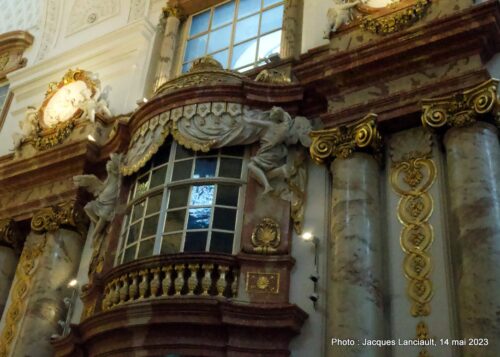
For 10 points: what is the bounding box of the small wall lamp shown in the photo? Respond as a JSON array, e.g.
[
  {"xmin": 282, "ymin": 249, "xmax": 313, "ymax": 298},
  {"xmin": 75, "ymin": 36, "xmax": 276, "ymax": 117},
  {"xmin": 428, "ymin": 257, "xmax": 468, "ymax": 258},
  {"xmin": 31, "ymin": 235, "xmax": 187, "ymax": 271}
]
[{"xmin": 301, "ymin": 232, "xmax": 320, "ymax": 309}]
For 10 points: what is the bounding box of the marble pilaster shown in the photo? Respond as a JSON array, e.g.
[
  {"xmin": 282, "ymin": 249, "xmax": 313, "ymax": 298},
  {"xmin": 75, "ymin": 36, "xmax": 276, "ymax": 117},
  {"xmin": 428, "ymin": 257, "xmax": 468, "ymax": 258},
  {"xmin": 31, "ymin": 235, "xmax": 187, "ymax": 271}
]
[
  {"xmin": 444, "ymin": 122, "xmax": 500, "ymax": 356},
  {"xmin": 0, "ymin": 220, "xmax": 22, "ymax": 320},
  {"xmin": 310, "ymin": 114, "xmax": 385, "ymax": 357},
  {"xmin": 421, "ymin": 79, "xmax": 500, "ymax": 356},
  {"xmin": 280, "ymin": 0, "xmax": 303, "ymax": 59},
  {"xmin": 153, "ymin": 5, "xmax": 183, "ymax": 91},
  {"xmin": 0, "ymin": 202, "xmax": 87, "ymax": 357}
]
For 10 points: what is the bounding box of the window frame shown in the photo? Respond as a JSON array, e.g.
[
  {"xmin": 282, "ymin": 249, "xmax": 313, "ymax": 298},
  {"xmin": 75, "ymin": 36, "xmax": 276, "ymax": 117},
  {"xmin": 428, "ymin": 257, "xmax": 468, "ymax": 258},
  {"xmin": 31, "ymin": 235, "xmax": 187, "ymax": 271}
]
[
  {"xmin": 0, "ymin": 82, "xmax": 12, "ymax": 133},
  {"xmin": 178, "ymin": 0, "xmax": 285, "ymax": 74},
  {"xmin": 115, "ymin": 140, "xmax": 248, "ymax": 266}
]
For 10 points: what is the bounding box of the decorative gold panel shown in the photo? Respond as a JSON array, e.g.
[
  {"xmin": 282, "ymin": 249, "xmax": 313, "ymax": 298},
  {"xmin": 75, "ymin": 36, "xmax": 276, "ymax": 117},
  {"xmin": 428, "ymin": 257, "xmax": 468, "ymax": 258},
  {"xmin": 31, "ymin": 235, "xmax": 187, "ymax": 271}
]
[
  {"xmin": 251, "ymin": 217, "xmax": 281, "ymax": 254},
  {"xmin": 246, "ymin": 272, "xmax": 280, "ymax": 294}
]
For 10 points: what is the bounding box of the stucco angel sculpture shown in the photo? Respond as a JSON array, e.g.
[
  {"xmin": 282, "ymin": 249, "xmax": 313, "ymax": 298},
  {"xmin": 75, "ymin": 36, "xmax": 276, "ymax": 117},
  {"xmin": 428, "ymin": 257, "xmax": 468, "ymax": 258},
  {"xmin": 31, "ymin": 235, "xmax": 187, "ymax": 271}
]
[
  {"xmin": 78, "ymin": 83, "xmax": 112, "ymax": 123},
  {"xmin": 324, "ymin": 0, "xmax": 361, "ymax": 38},
  {"xmin": 243, "ymin": 107, "xmax": 312, "ymax": 194},
  {"xmin": 12, "ymin": 106, "xmax": 38, "ymax": 150},
  {"xmin": 74, "ymin": 153, "xmax": 123, "ymax": 238}
]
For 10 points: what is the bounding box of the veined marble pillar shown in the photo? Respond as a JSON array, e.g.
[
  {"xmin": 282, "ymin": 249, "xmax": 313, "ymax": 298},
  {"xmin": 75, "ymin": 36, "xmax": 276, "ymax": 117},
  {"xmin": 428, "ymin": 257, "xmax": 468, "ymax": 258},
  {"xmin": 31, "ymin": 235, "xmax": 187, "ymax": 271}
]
[
  {"xmin": 280, "ymin": 0, "xmax": 303, "ymax": 59},
  {"xmin": 153, "ymin": 4, "xmax": 183, "ymax": 91},
  {"xmin": 422, "ymin": 79, "xmax": 500, "ymax": 356},
  {"xmin": 0, "ymin": 220, "xmax": 22, "ymax": 319},
  {"xmin": 0, "ymin": 202, "xmax": 87, "ymax": 357},
  {"xmin": 310, "ymin": 114, "xmax": 386, "ymax": 357}
]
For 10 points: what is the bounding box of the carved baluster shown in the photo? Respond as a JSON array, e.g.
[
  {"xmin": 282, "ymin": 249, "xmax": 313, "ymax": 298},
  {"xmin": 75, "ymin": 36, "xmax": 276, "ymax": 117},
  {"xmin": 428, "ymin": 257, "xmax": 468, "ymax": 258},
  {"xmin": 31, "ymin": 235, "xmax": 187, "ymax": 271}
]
[
  {"xmin": 102, "ymin": 284, "xmax": 111, "ymax": 310},
  {"xmin": 201, "ymin": 264, "xmax": 214, "ymax": 296},
  {"xmin": 162, "ymin": 265, "xmax": 173, "ymax": 296},
  {"xmin": 139, "ymin": 269, "xmax": 149, "ymax": 299},
  {"xmin": 187, "ymin": 264, "xmax": 199, "ymax": 295},
  {"xmin": 216, "ymin": 266, "xmax": 229, "ymax": 297},
  {"xmin": 112, "ymin": 279, "xmax": 120, "ymax": 306},
  {"xmin": 129, "ymin": 272, "xmax": 139, "ymax": 300},
  {"xmin": 174, "ymin": 264, "xmax": 185, "ymax": 296},
  {"xmin": 150, "ymin": 267, "xmax": 161, "ymax": 297},
  {"xmin": 119, "ymin": 275, "xmax": 129, "ymax": 303},
  {"xmin": 231, "ymin": 271, "xmax": 239, "ymax": 298}
]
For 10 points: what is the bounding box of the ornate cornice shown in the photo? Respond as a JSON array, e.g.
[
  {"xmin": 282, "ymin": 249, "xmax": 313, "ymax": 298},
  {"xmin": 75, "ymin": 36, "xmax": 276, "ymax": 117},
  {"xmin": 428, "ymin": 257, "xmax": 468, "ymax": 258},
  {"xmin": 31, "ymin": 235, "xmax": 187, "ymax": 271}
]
[
  {"xmin": 0, "ymin": 30, "xmax": 33, "ymax": 81},
  {"xmin": 309, "ymin": 113, "xmax": 383, "ymax": 164},
  {"xmin": 421, "ymin": 79, "xmax": 500, "ymax": 129},
  {"xmin": 0, "ymin": 219, "xmax": 22, "ymax": 251},
  {"xmin": 31, "ymin": 201, "xmax": 88, "ymax": 236}
]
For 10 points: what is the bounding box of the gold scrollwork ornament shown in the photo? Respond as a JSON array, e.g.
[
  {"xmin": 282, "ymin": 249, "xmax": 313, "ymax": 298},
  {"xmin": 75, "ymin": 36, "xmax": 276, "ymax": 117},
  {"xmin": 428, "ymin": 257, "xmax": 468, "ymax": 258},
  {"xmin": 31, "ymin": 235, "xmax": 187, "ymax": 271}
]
[
  {"xmin": 251, "ymin": 217, "xmax": 281, "ymax": 254},
  {"xmin": 309, "ymin": 113, "xmax": 382, "ymax": 164}
]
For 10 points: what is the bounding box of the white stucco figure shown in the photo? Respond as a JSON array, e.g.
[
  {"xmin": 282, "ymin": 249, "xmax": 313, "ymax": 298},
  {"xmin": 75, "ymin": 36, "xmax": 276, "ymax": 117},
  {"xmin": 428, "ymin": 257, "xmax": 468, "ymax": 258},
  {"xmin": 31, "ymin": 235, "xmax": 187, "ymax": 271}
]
[
  {"xmin": 12, "ymin": 106, "xmax": 38, "ymax": 150},
  {"xmin": 324, "ymin": 0, "xmax": 361, "ymax": 38},
  {"xmin": 79, "ymin": 83, "xmax": 113, "ymax": 122},
  {"xmin": 243, "ymin": 107, "xmax": 312, "ymax": 194},
  {"xmin": 74, "ymin": 153, "xmax": 123, "ymax": 238}
]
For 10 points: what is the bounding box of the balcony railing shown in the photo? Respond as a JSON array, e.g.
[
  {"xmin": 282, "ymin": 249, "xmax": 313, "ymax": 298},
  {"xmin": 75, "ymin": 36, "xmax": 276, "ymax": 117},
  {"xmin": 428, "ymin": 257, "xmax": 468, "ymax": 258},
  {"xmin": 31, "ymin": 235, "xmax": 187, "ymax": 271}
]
[{"xmin": 101, "ymin": 253, "xmax": 239, "ymax": 311}]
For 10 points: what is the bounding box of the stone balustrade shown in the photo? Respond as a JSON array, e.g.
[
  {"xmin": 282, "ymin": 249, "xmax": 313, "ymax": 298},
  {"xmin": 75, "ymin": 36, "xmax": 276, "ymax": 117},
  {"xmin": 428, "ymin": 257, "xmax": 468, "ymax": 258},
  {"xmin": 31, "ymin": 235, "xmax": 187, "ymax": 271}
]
[{"xmin": 101, "ymin": 253, "xmax": 239, "ymax": 311}]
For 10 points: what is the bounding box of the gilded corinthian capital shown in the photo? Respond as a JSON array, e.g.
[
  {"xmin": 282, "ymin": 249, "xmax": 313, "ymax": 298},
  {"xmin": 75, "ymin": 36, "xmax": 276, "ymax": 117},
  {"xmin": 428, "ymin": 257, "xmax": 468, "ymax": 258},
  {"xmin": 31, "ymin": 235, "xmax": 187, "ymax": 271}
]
[
  {"xmin": 0, "ymin": 219, "xmax": 22, "ymax": 251},
  {"xmin": 31, "ymin": 201, "xmax": 89, "ymax": 236},
  {"xmin": 309, "ymin": 113, "xmax": 383, "ymax": 165},
  {"xmin": 421, "ymin": 79, "xmax": 500, "ymax": 129}
]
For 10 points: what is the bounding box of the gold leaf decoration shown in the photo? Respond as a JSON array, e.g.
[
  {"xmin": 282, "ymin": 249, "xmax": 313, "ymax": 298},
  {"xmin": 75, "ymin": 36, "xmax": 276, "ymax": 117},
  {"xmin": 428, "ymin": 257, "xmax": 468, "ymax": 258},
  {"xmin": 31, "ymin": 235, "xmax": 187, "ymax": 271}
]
[
  {"xmin": 251, "ymin": 217, "xmax": 281, "ymax": 254},
  {"xmin": 361, "ymin": 0, "xmax": 432, "ymax": 35},
  {"xmin": 309, "ymin": 113, "xmax": 382, "ymax": 164}
]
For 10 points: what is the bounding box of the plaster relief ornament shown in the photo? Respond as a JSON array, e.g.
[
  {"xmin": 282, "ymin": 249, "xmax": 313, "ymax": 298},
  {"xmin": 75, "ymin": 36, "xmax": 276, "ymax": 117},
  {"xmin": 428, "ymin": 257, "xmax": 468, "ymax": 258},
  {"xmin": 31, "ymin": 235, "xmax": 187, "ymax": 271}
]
[
  {"xmin": 244, "ymin": 107, "xmax": 312, "ymax": 194},
  {"xmin": 324, "ymin": 0, "xmax": 363, "ymax": 37},
  {"xmin": 12, "ymin": 69, "xmax": 112, "ymax": 153},
  {"xmin": 12, "ymin": 106, "xmax": 38, "ymax": 150},
  {"xmin": 74, "ymin": 153, "xmax": 123, "ymax": 275}
]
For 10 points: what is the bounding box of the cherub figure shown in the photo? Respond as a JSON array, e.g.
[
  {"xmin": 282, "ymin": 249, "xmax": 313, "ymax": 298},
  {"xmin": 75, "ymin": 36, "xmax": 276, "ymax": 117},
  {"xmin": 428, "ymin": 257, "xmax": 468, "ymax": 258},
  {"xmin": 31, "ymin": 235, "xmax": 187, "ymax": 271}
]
[
  {"xmin": 243, "ymin": 107, "xmax": 312, "ymax": 194},
  {"xmin": 79, "ymin": 83, "xmax": 112, "ymax": 123},
  {"xmin": 324, "ymin": 0, "xmax": 361, "ymax": 38},
  {"xmin": 74, "ymin": 153, "xmax": 123, "ymax": 240},
  {"xmin": 12, "ymin": 106, "xmax": 38, "ymax": 150}
]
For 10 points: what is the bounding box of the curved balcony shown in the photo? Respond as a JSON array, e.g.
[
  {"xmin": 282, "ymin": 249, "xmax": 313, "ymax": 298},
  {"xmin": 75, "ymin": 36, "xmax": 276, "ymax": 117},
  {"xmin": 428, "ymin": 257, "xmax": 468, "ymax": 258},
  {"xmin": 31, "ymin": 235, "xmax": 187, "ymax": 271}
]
[
  {"xmin": 52, "ymin": 253, "xmax": 307, "ymax": 357},
  {"xmin": 101, "ymin": 253, "xmax": 239, "ymax": 310}
]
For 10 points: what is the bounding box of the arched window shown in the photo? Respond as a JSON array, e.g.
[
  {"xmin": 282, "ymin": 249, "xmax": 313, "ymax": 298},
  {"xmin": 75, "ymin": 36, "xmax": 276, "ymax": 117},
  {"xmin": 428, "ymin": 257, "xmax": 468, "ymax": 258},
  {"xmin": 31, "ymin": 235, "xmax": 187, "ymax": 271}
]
[{"xmin": 117, "ymin": 138, "xmax": 247, "ymax": 265}]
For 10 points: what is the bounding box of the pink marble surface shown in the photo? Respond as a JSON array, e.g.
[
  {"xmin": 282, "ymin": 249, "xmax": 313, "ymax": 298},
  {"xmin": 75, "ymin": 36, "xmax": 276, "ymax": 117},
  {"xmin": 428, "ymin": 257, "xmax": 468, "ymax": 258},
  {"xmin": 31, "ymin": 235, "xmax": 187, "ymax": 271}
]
[{"xmin": 444, "ymin": 122, "xmax": 500, "ymax": 356}]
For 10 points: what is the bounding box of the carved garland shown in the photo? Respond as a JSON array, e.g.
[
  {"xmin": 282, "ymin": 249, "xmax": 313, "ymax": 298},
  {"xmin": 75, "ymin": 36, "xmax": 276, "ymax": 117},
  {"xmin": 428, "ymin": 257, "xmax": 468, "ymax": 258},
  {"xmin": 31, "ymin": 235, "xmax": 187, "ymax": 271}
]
[
  {"xmin": 360, "ymin": 0, "xmax": 432, "ymax": 35},
  {"xmin": 390, "ymin": 129, "xmax": 436, "ymax": 357},
  {"xmin": 0, "ymin": 235, "xmax": 46, "ymax": 357}
]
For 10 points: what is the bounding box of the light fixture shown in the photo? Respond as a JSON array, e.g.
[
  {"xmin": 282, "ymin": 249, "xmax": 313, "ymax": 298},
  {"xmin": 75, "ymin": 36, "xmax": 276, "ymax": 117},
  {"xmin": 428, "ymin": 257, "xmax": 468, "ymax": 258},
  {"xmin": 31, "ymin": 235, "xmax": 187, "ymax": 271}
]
[
  {"xmin": 68, "ymin": 279, "xmax": 78, "ymax": 288},
  {"xmin": 301, "ymin": 231, "xmax": 320, "ymax": 309},
  {"xmin": 301, "ymin": 231, "xmax": 314, "ymax": 241},
  {"xmin": 142, "ymin": 97, "xmax": 148, "ymax": 103},
  {"xmin": 87, "ymin": 134, "xmax": 96, "ymax": 142}
]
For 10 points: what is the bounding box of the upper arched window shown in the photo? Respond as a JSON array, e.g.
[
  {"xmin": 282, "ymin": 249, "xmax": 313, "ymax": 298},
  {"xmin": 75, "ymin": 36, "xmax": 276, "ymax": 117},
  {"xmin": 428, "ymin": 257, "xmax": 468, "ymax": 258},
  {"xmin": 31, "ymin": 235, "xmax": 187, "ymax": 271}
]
[
  {"xmin": 181, "ymin": 0, "xmax": 285, "ymax": 73},
  {"xmin": 117, "ymin": 138, "xmax": 247, "ymax": 265}
]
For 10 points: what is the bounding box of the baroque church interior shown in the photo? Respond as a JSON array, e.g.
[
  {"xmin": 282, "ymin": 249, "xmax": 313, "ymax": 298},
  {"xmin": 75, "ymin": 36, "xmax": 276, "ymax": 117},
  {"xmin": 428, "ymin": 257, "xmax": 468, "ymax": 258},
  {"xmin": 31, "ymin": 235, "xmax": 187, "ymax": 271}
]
[{"xmin": 0, "ymin": 0, "xmax": 499, "ymax": 356}]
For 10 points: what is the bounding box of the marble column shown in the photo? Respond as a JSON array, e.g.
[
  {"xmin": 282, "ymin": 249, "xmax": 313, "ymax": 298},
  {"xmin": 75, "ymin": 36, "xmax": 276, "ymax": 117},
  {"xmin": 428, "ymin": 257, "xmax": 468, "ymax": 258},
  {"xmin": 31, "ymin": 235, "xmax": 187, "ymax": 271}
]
[
  {"xmin": 0, "ymin": 220, "xmax": 21, "ymax": 320},
  {"xmin": 310, "ymin": 114, "xmax": 385, "ymax": 357},
  {"xmin": 280, "ymin": 0, "xmax": 303, "ymax": 59},
  {"xmin": 0, "ymin": 203, "xmax": 87, "ymax": 357},
  {"xmin": 153, "ymin": 4, "xmax": 183, "ymax": 91},
  {"xmin": 444, "ymin": 122, "xmax": 500, "ymax": 356},
  {"xmin": 421, "ymin": 79, "xmax": 500, "ymax": 356}
]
